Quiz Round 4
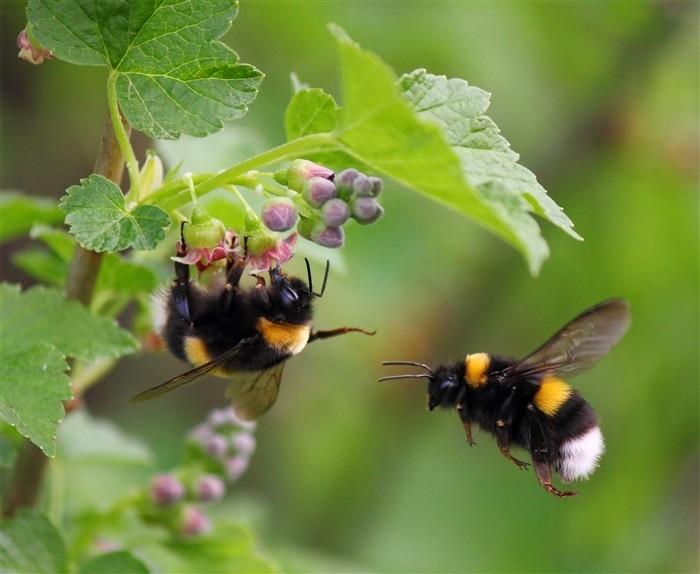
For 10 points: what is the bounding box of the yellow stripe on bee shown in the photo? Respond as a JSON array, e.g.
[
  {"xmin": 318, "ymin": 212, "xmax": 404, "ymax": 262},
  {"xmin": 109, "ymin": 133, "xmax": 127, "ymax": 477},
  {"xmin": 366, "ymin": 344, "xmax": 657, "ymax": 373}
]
[
  {"xmin": 464, "ymin": 353, "xmax": 490, "ymax": 387},
  {"xmin": 184, "ymin": 336, "xmax": 228, "ymax": 377},
  {"xmin": 257, "ymin": 318, "xmax": 310, "ymax": 355},
  {"xmin": 533, "ymin": 375, "xmax": 573, "ymax": 416}
]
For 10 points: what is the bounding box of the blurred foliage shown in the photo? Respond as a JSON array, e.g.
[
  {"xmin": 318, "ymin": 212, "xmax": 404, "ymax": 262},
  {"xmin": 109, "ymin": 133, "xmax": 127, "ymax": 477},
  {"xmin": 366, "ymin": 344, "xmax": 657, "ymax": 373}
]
[{"xmin": 1, "ymin": 1, "xmax": 698, "ymax": 573}]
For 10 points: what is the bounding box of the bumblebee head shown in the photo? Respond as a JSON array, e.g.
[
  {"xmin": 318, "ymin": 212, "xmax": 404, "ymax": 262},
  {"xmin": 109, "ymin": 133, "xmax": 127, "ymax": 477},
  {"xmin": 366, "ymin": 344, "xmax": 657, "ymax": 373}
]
[
  {"xmin": 265, "ymin": 264, "xmax": 314, "ymax": 324},
  {"xmin": 379, "ymin": 361, "xmax": 464, "ymax": 410}
]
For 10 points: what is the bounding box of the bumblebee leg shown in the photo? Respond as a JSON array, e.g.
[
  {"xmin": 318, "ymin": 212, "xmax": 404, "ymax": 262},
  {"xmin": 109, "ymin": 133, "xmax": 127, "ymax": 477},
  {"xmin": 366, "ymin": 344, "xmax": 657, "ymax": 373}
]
[
  {"xmin": 529, "ymin": 415, "xmax": 577, "ymax": 497},
  {"xmin": 172, "ymin": 233, "xmax": 192, "ymax": 323},
  {"xmin": 309, "ymin": 327, "xmax": 376, "ymax": 342},
  {"xmin": 495, "ymin": 389, "xmax": 530, "ymax": 470},
  {"xmin": 456, "ymin": 400, "xmax": 477, "ymax": 447}
]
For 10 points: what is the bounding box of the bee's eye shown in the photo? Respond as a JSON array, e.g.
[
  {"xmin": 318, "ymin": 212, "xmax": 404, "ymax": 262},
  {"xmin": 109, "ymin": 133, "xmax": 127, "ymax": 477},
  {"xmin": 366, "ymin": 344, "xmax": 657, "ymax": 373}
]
[{"xmin": 281, "ymin": 285, "xmax": 299, "ymax": 304}]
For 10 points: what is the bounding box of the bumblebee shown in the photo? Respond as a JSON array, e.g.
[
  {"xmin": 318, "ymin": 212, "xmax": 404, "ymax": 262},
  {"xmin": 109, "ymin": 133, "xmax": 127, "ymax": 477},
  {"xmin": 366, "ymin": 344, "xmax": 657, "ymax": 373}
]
[
  {"xmin": 131, "ymin": 231, "xmax": 374, "ymax": 419},
  {"xmin": 380, "ymin": 299, "xmax": 630, "ymax": 497}
]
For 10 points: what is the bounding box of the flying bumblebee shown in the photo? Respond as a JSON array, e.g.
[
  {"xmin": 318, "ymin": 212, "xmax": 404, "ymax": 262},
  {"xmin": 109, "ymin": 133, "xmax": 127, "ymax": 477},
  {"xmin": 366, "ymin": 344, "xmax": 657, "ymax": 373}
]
[
  {"xmin": 380, "ymin": 299, "xmax": 630, "ymax": 497},
  {"xmin": 131, "ymin": 228, "xmax": 374, "ymax": 419}
]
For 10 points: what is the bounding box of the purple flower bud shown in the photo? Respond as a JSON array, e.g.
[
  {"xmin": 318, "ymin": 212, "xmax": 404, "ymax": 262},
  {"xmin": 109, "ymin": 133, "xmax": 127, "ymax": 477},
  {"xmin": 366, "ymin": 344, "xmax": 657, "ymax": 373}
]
[
  {"xmin": 368, "ymin": 176, "xmax": 383, "ymax": 197},
  {"xmin": 225, "ymin": 455, "xmax": 250, "ymax": 482},
  {"xmin": 352, "ymin": 174, "xmax": 373, "ymax": 197},
  {"xmin": 312, "ymin": 225, "xmax": 345, "ymax": 248},
  {"xmin": 204, "ymin": 434, "xmax": 228, "ymax": 458},
  {"xmin": 17, "ymin": 28, "xmax": 52, "ymax": 65},
  {"xmin": 196, "ymin": 475, "xmax": 226, "ymax": 502},
  {"xmin": 287, "ymin": 160, "xmax": 334, "ymax": 192},
  {"xmin": 151, "ymin": 474, "xmax": 185, "ymax": 506},
  {"xmin": 352, "ymin": 197, "xmax": 384, "ymax": 225},
  {"xmin": 321, "ymin": 199, "xmax": 350, "ymax": 227},
  {"xmin": 209, "ymin": 407, "xmax": 256, "ymax": 431},
  {"xmin": 335, "ymin": 169, "xmax": 359, "ymax": 192},
  {"xmin": 180, "ymin": 506, "xmax": 211, "ymax": 537},
  {"xmin": 303, "ymin": 177, "xmax": 336, "ymax": 207},
  {"xmin": 261, "ymin": 198, "xmax": 298, "ymax": 232},
  {"xmin": 231, "ymin": 432, "xmax": 256, "ymax": 456}
]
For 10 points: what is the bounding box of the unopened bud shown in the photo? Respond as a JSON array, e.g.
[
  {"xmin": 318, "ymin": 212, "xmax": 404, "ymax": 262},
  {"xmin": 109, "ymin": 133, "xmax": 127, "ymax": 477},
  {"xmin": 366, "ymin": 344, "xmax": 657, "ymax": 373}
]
[
  {"xmin": 321, "ymin": 199, "xmax": 350, "ymax": 227},
  {"xmin": 136, "ymin": 151, "xmax": 164, "ymax": 198},
  {"xmin": 368, "ymin": 176, "xmax": 383, "ymax": 197},
  {"xmin": 335, "ymin": 169, "xmax": 360, "ymax": 199},
  {"xmin": 231, "ymin": 432, "xmax": 256, "ymax": 456},
  {"xmin": 312, "ymin": 225, "xmax": 345, "ymax": 248},
  {"xmin": 261, "ymin": 198, "xmax": 298, "ymax": 232},
  {"xmin": 150, "ymin": 474, "xmax": 185, "ymax": 506},
  {"xmin": 196, "ymin": 475, "xmax": 226, "ymax": 502},
  {"xmin": 184, "ymin": 205, "xmax": 226, "ymax": 248},
  {"xmin": 204, "ymin": 434, "xmax": 228, "ymax": 458},
  {"xmin": 17, "ymin": 27, "xmax": 52, "ymax": 65},
  {"xmin": 352, "ymin": 174, "xmax": 372, "ymax": 197},
  {"xmin": 287, "ymin": 160, "xmax": 334, "ymax": 192},
  {"xmin": 351, "ymin": 197, "xmax": 384, "ymax": 225},
  {"xmin": 180, "ymin": 506, "xmax": 211, "ymax": 537},
  {"xmin": 303, "ymin": 177, "xmax": 336, "ymax": 207},
  {"xmin": 225, "ymin": 455, "xmax": 250, "ymax": 482}
]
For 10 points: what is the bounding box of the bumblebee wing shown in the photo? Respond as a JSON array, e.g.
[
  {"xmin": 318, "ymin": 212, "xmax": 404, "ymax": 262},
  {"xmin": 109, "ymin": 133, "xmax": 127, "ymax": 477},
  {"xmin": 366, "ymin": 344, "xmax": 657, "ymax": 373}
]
[
  {"xmin": 129, "ymin": 338, "xmax": 255, "ymax": 403},
  {"xmin": 502, "ymin": 298, "xmax": 630, "ymax": 381},
  {"xmin": 225, "ymin": 362, "xmax": 286, "ymax": 421}
]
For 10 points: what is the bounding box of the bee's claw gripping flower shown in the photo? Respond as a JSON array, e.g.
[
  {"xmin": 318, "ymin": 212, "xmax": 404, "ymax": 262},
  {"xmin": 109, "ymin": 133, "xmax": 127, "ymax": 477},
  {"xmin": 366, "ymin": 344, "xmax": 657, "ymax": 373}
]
[
  {"xmin": 286, "ymin": 159, "xmax": 334, "ymax": 192},
  {"xmin": 17, "ymin": 27, "xmax": 53, "ymax": 65},
  {"xmin": 151, "ymin": 474, "xmax": 185, "ymax": 506},
  {"xmin": 173, "ymin": 205, "xmax": 239, "ymax": 272},
  {"xmin": 261, "ymin": 198, "xmax": 298, "ymax": 232}
]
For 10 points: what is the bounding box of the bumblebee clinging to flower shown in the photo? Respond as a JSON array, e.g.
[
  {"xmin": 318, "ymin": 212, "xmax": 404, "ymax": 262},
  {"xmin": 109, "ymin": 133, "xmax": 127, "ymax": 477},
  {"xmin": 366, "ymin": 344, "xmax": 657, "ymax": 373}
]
[
  {"xmin": 131, "ymin": 226, "xmax": 374, "ymax": 419},
  {"xmin": 380, "ymin": 299, "xmax": 630, "ymax": 497}
]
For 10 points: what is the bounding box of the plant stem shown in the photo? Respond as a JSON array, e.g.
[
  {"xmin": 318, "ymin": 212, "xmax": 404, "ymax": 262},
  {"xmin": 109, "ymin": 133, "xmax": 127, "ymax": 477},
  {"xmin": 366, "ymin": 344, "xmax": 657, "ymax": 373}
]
[
  {"xmin": 146, "ymin": 133, "xmax": 334, "ymax": 211},
  {"xmin": 2, "ymin": 108, "xmax": 130, "ymax": 518},
  {"xmin": 108, "ymin": 72, "xmax": 140, "ymax": 201}
]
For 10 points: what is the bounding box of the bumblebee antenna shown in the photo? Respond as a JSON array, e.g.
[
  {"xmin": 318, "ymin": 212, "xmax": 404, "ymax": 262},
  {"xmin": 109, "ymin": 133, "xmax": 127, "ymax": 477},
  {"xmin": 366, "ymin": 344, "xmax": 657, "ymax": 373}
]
[
  {"xmin": 305, "ymin": 258, "xmax": 330, "ymax": 298},
  {"xmin": 377, "ymin": 374, "xmax": 433, "ymax": 383},
  {"xmin": 382, "ymin": 360, "xmax": 433, "ymax": 373}
]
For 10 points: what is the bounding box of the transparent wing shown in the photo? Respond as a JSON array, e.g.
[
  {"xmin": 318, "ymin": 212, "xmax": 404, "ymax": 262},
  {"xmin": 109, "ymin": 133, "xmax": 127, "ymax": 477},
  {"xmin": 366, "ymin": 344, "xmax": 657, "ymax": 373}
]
[
  {"xmin": 225, "ymin": 362, "xmax": 287, "ymax": 421},
  {"xmin": 129, "ymin": 338, "xmax": 256, "ymax": 403},
  {"xmin": 501, "ymin": 299, "xmax": 630, "ymax": 381}
]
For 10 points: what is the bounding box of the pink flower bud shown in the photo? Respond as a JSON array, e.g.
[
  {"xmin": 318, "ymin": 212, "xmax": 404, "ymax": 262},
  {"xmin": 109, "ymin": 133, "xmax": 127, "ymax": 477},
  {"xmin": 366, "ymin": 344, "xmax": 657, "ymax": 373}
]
[
  {"xmin": 196, "ymin": 475, "xmax": 226, "ymax": 502},
  {"xmin": 312, "ymin": 225, "xmax": 345, "ymax": 248},
  {"xmin": 351, "ymin": 197, "xmax": 384, "ymax": 225},
  {"xmin": 209, "ymin": 407, "xmax": 256, "ymax": 431},
  {"xmin": 231, "ymin": 432, "xmax": 256, "ymax": 456},
  {"xmin": 204, "ymin": 434, "xmax": 228, "ymax": 458},
  {"xmin": 335, "ymin": 169, "xmax": 360, "ymax": 197},
  {"xmin": 180, "ymin": 506, "xmax": 211, "ymax": 537},
  {"xmin": 352, "ymin": 174, "xmax": 372, "ymax": 197},
  {"xmin": 369, "ymin": 176, "xmax": 383, "ymax": 197},
  {"xmin": 321, "ymin": 199, "xmax": 350, "ymax": 227},
  {"xmin": 225, "ymin": 455, "xmax": 250, "ymax": 482},
  {"xmin": 17, "ymin": 28, "xmax": 52, "ymax": 65},
  {"xmin": 261, "ymin": 198, "xmax": 298, "ymax": 232},
  {"xmin": 303, "ymin": 177, "xmax": 337, "ymax": 207},
  {"xmin": 287, "ymin": 160, "xmax": 334, "ymax": 192},
  {"xmin": 151, "ymin": 474, "xmax": 185, "ymax": 506}
]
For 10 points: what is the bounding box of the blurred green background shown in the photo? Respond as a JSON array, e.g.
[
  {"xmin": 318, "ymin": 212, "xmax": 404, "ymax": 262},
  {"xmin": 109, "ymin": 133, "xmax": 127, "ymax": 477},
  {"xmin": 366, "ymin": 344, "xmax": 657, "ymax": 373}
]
[{"xmin": 2, "ymin": 2, "xmax": 698, "ymax": 572}]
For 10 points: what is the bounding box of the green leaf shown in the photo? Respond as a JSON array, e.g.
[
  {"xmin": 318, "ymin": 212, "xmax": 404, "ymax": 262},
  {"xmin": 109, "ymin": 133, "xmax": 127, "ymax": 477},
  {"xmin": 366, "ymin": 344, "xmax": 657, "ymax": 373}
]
[
  {"xmin": 137, "ymin": 523, "xmax": 277, "ymax": 574},
  {"xmin": 399, "ymin": 69, "xmax": 581, "ymax": 241},
  {"xmin": 60, "ymin": 175, "xmax": 170, "ymax": 252},
  {"xmin": 0, "ymin": 344, "xmax": 71, "ymax": 456},
  {"xmin": 0, "ymin": 510, "xmax": 67, "ymax": 574},
  {"xmin": 322, "ymin": 26, "xmax": 577, "ymax": 273},
  {"xmin": 28, "ymin": 0, "xmax": 263, "ymax": 139},
  {"xmin": 0, "ymin": 284, "xmax": 138, "ymax": 361},
  {"xmin": 285, "ymin": 88, "xmax": 339, "ymax": 140},
  {"xmin": 0, "ymin": 192, "xmax": 64, "ymax": 244},
  {"xmin": 80, "ymin": 550, "xmax": 150, "ymax": 574},
  {"xmin": 12, "ymin": 248, "xmax": 66, "ymax": 287}
]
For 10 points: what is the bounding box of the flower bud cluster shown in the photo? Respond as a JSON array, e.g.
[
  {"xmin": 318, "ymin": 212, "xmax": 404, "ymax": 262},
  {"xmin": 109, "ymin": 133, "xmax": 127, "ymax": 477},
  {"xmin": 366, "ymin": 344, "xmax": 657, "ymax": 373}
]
[
  {"xmin": 142, "ymin": 407, "xmax": 257, "ymax": 538},
  {"xmin": 277, "ymin": 161, "xmax": 384, "ymax": 249}
]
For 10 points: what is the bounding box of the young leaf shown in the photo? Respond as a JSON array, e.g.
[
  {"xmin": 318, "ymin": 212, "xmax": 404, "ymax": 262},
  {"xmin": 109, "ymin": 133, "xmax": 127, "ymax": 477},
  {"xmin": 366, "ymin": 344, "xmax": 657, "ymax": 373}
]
[
  {"xmin": 27, "ymin": 0, "xmax": 264, "ymax": 139},
  {"xmin": 285, "ymin": 88, "xmax": 339, "ymax": 140},
  {"xmin": 60, "ymin": 175, "xmax": 170, "ymax": 252},
  {"xmin": 80, "ymin": 551, "xmax": 150, "ymax": 574},
  {"xmin": 0, "ymin": 192, "xmax": 63, "ymax": 243},
  {"xmin": 0, "ymin": 344, "xmax": 71, "ymax": 456},
  {"xmin": 0, "ymin": 510, "xmax": 67, "ymax": 574},
  {"xmin": 12, "ymin": 248, "xmax": 66, "ymax": 287},
  {"xmin": 399, "ymin": 69, "xmax": 581, "ymax": 241}
]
